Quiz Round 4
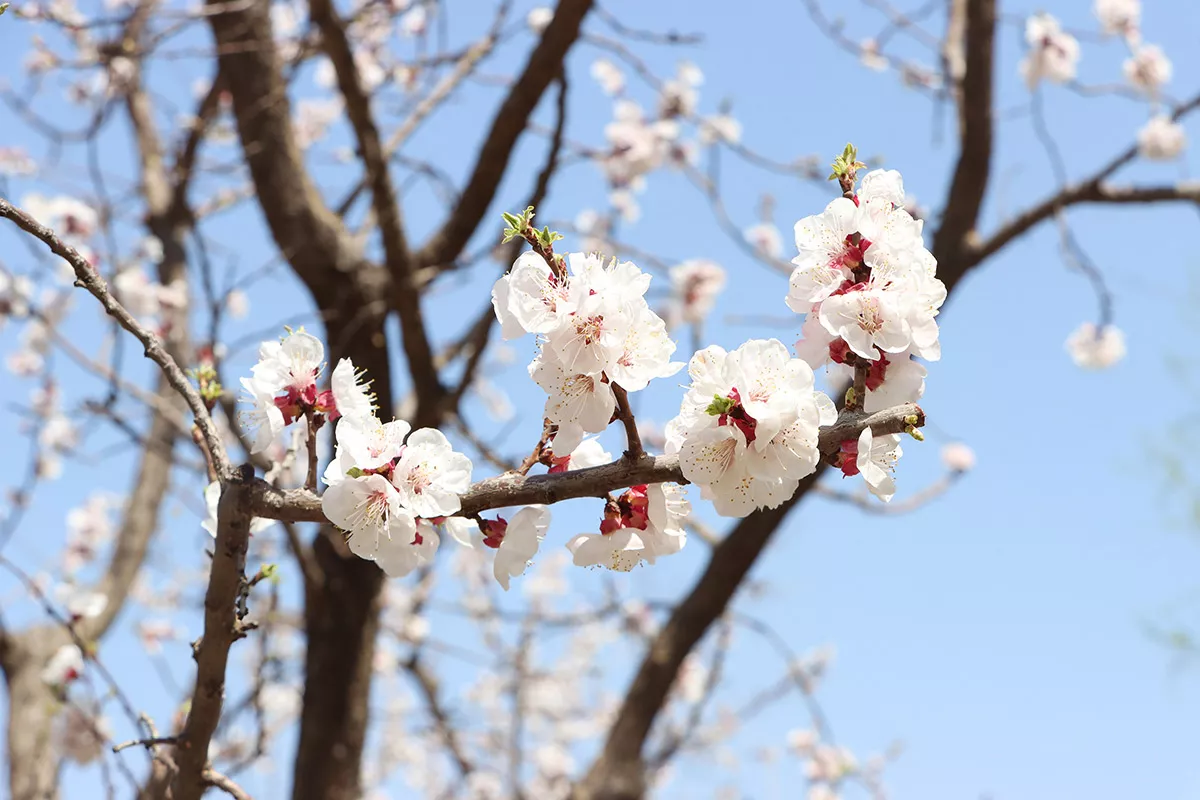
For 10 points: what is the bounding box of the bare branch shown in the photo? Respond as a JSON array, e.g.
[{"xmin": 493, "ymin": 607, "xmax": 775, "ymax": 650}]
[
  {"xmin": 965, "ymin": 94, "xmax": 1200, "ymax": 274},
  {"xmin": 202, "ymin": 768, "xmax": 254, "ymax": 800},
  {"xmin": 310, "ymin": 0, "xmax": 441, "ymax": 420},
  {"xmin": 0, "ymin": 197, "xmax": 231, "ymax": 479},
  {"xmin": 414, "ymin": 0, "xmax": 594, "ymax": 268}
]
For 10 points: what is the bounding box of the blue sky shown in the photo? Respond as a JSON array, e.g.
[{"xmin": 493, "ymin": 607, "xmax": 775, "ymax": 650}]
[{"xmin": 2, "ymin": 0, "xmax": 1199, "ymax": 798}]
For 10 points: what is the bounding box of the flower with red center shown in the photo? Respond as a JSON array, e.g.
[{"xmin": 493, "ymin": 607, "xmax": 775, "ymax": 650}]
[{"xmin": 786, "ymin": 197, "xmax": 868, "ymax": 309}]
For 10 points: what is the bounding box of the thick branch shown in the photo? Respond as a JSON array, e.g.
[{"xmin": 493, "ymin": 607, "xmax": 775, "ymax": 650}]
[
  {"xmin": 247, "ymin": 404, "xmax": 925, "ymax": 523},
  {"xmin": 309, "ymin": 0, "xmax": 441, "ymax": 421},
  {"xmin": 170, "ymin": 469, "xmax": 255, "ymax": 800},
  {"xmin": 414, "ymin": 0, "xmax": 594, "ymax": 268},
  {"xmin": 204, "ymin": 0, "xmax": 386, "ymax": 342},
  {"xmin": 928, "ymin": 0, "xmax": 994, "ymax": 268},
  {"xmin": 573, "ymin": 472, "xmax": 822, "ymax": 800}
]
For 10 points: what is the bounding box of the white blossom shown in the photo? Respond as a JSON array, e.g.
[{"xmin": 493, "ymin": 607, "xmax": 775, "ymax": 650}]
[
  {"xmin": 54, "ymin": 584, "xmax": 108, "ymax": 621},
  {"xmin": 787, "ymin": 198, "xmax": 865, "ymax": 308},
  {"xmin": 376, "ymin": 519, "xmax": 439, "ymax": 578},
  {"xmin": 669, "ymin": 260, "xmax": 726, "ymax": 326},
  {"xmin": 1137, "ymin": 115, "xmax": 1186, "ymax": 160},
  {"xmin": 1095, "ymin": 0, "xmax": 1140, "ymax": 38},
  {"xmin": 855, "ymin": 427, "xmax": 902, "ymax": 502},
  {"xmin": 1065, "ymin": 322, "xmax": 1126, "ymax": 369},
  {"xmin": 590, "ymin": 58, "xmax": 625, "ymax": 95},
  {"xmin": 41, "ymin": 644, "xmax": 84, "ymax": 687},
  {"xmin": 330, "ymin": 357, "xmax": 375, "ymax": 423},
  {"xmin": 526, "ymin": 6, "xmax": 552, "ymax": 33},
  {"xmin": 530, "ymin": 346, "xmax": 616, "ymax": 455},
  {"xmin": 251, "ymin": 329, "xmax": 325, "ymax": 397},
  {"xmin": 390, "ymin": 428, "xmax": 473, "ymax": 518},
  {"xmin": 566, "ymin": 527, "xmax": 646, "ymax": 572},
  {"xmin": 1019, "ymin": 13, "xmax": 1080, "ymax": 88},
  {"xmin": 1123, "ymin": 45, "xmax": 1171, "ymax": 93},
  {"xmin": 666, "ymin": 341, "xmax": 832, "ymax": 517},
  {"xmin": 940, "ymin": 442, "xmax": 976, "ymax": 472},
  {"xmin": 323, "ymin": 473, "xmax": 406, "ymax": 557},
  {"xmin": 238, "ymin": 376, "xmax": 287, "ymax": 454},
  {"xmin": 492, "ymin": 505, "xmax": 550, "ymax": 590},
  {"xmin": 744, "ymin": 221, "xmax": 783, "ymax": 259}
]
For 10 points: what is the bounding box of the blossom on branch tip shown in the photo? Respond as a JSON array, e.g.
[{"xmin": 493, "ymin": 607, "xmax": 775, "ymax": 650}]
[
  {"xmin": 744, "ymin": 221, "xmax": 784, "ymax": 259},
  {"xmin": 1137, "ymin": 115, "xmax": 1186, "ymax": 160},
  {"xmin": 1124, "ymin": 44, "xmax": 1171, "ymax": 94},
  {"xmin": 251, "ymin": 329, "xmax": 324, "ymax": 399},
  {"xmin": 1019, "ymin": 14, "xmax": 1080, "ymax": 88},
  {"xmin": 669, "ymin": 259, "xmax": 726, "ymax": 326},
  {"xmin": 1065, "ymin": 322, "xmax": 1126, "ymax": 369},
  {"xmin": 54, "ymin": 584, "xmax": 107, "ymax": 622},
  {"xmin": 1095, "ymin": 0, "xmax": 1140, "ymax": 38},
  {"xmin": 940, "ymin": 442, "xmax": 976, "ymax": 473},
  {"xmin": 526, "ymin": 6, "xmax": 552, "ymax": 33}
]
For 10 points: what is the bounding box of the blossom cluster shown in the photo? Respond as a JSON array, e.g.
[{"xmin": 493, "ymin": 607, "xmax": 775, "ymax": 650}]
[
  {"xmin": 492, "ymin": 249, "xmax": 683, "ymax": 454},
  {"xmin": 665, "ymin": 339, "xmax": 837, "ymax": 515},
  {"xmin": 238, "ymin": 329, "xmax": 373, "ymax": 454},
  {"xmin": 1020, "ymin": 2, "xmax": 1185, "ymax": 163},
  {"xmin": 586, "ymin": 59, "xmax": 738, "ymax": 222},
  {"xmin": 489, "ymin": 245, "xmax": 696, "ymax": 569},
  {"xmin": 657, "ymin": 170, "xmax": 937, "ymax": 514}
]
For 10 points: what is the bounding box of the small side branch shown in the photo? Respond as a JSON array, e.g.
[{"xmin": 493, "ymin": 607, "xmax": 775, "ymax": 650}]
[
  {"xmin": 0, "ymin": 197, "xmax": 232, "ymax": 480},
  {"xmin": 611, "ymin": 383, "xmax": 644, "ymax": 460}
]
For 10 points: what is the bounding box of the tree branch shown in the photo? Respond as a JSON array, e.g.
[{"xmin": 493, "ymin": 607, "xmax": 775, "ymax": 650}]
[
  {"xmin": 246, "ymin": 404, "xmax": 925, "ymax": 523},
  {"xmin": 964, "ymin": 91, "xmax": 1200, "ymax": 275},
  {"xmin": 170, "ymin": 468, "xmax": 255, "ymax": 800},
  {"xmin": 414, "ymin": 0, "xmax": 594, "ymax": 268},
  {"xmin": 0, "ymin": 197, "xmax": 230, "ymax": 479},
  {"xmin": 928, "ymin": 0, "xmax": 995, "ymax": 270},
  {"xmin": 309, "ymin": 0, "xmax": 441, "ymax": 421}
]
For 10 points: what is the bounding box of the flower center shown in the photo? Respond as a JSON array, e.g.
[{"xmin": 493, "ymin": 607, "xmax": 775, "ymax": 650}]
[
  {"xmin": 574, "ymin": 314, "xmax": 605, "ymax": 345},
  {"xmin": 711, "ymin": 387, "xmax": 758, "ymax": 444},
  {"xmin": 855, "ymin": 295, "xmax": 885, "ymax": 334},
  {"xmin": 349, "ymin": 488, "xmax": 391, "ymax": 532}
]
